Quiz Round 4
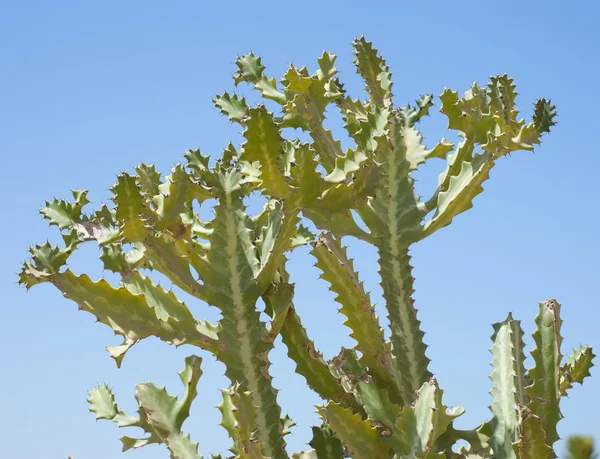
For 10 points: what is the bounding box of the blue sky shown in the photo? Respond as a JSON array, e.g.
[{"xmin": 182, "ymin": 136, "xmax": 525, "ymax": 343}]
[{"xmin": 2, "ymin": 1, "xmax": 599, "ymax": 457}]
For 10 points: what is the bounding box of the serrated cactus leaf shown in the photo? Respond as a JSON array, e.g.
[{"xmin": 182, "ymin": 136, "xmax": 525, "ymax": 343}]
[
  {"xmin": 88, "ymin": 356, "xmax": 203, "ymax": 459},
  {"xmin": 317, "ymin": 402, "xmax": 391, "ymax": 459},
  {"xmin": 290, "ymin": 224, "xmax": 315, "ymax": 249},
  {"xmin": 234, "ymin": 53, "xmax": 287, "ymax": 105},
  {"xmin": 400, "ymin": 125, "xmax": 453, "ymax": 171},
  {"xmin": 308, "ymin": 424, "xmax": 344, "ymax": 459},
  {"xmin": 214, "ymin": 92, "xmax": 250, "ymax": 124},
  {"xmin": 512, "ymin": 99, "xmax": 557, "ymax": 150},
  {"xmin": 154, "ymin": 165, "xmax": 211, "ymax": 232},
  {"xmin": 560, "ymin": 345, "xmax": 595, "ymax": 396},
  {"xmin": 144, "ymin": 234, "xmax": 208, "ymax": 301},
  {"xmin": 241, "ymin": 106, "xmax": 291, "ymax": 198},
  {"xmin": 435, "ymin": 424, "xmax": 493, "ymax": 458},
  {"xmin": 254, "ymin": 198, "xmax": 302, "ymax": 293},
  {"xmin": 329, "ymin": 349, "xmax": 405, "ymax": 454},
  {"xmin": 303, "ymin": 208, "xmax": 373, "ymax": 242},
  {"xmin": 262, "ymin": 282, "xmax": 293, "ymax": 343},
  {"xmin": 398, "ymin": 94, "xmax": 435, "ymax": 127},
  {"xmin": 122, "ymin": 272, "xmax": 196, "ymax": 322},
  {"xmin": 225, "ymin": 384, "xmax": 267, "ymax": 459},
  {"xmin": 287, "ymin": 143, "xmax": 323, "ymax": 205},
  {"xmin": 100, "ymin": 243, "xmax": 146, "ymax": 273},
  {"xmin": 19, "ymin": 238, "xmax": 77, "ymax": 288},
  {"xmin": 352, "ymin": 37, "xmax": 392, "ymax": 109},
  {"xmin": 279, "ymin": 304, "xmax": 351, "ymax": 408},
  {"xmin": 112, "ymin": 173, "xmax": 149, "ymax": 243},
  {"xmin": 88, "ymin": 384, "xmax": 119, "ymax": 420},
  {"xmin": 234, "ymin": 53, "xmax": 265, "ymax": 85},
  {"xmin": 489, "ymin": 313, "xmax": 529, "ymax": 459},
  {"xmin": 422, "ymin": 150, "xmax": 495, "ymax": 238},
  {"xmin": 136, "ymin": 164, "xmax": 163, "ymax": 201},
  {"xmin": 280, "ymin": 66, "xmax": 343, "ymax": 172},
  {"xmin": 41, "ymin": 189, "xmax": 90, "ymax": 229},
  {"xmin": 312, "ymin": 233, "xmax": 401, "ymax": 403},
  {"xmin": 394, "ymin": 378, "xmax": 464, "ymax": 457},
  {"xmin": 53, "ymin": 271, "xmax": 218, "ymax": 364}
]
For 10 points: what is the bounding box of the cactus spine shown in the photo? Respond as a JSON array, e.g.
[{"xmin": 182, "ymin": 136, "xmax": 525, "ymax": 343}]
[{"xmin": 21, "ymin": 38, "xmax": 592, "ymax": 458}]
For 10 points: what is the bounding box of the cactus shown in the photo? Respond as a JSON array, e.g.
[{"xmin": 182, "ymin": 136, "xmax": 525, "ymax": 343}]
[
  {"xmin": 565, "ymin": 436, "xmax": 598, "ymax": 459},
  {"xmin": 20, "ymin": 37, "xmax": 592, "ymax": 458}
]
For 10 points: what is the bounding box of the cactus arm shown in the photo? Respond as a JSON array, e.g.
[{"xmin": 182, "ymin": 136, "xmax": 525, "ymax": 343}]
[
  {"xmin": 112, "ymin": 173, "xmax": 151, "ymax": 243},
  {"xmin": 220, "ymin": 384, "xmax": 267, "ymax": 459},
  {"xmin": 254, "ymin": 199, "xmax": 302, "ymax": 295},
  {"xmin": 213, "ymin": 92, "xmax": 250, "ymax": 124},
  {"xmin": 352, "ymin": 37, "xmax": 393, "ymax": 109},
  {"xmin": 233, "ymin": 53, "xmax": 287, "ymax": 105},
  {"xmin": 144, "ymin": 234, "xmax": 209, "ymax": 301},
  {"xmin": 287, "ymin": 143, "xmax": 324, "ymax": 206},
  {"xmin": 56, "ymin": 270, "xmax": 217, "ymax": 363},
  {"xmin": 330, "ymin": 349, "xmax": 406, "ymax": 454},
  {"xmin": 262, "ymin": 281, "xmax": 293, "ymax": 343},
  {"xmin": 317, "ymin": 402, "xmax": 391, "ymax": 459},
  {"xmin": 241, "ymin": 106, "xmax": 292, "ymax": 199},
  {"xmin": 421, "ymin": 150, "xmax": 496, "ymax": 238},
  {"xmin": 135, "ymin": 163, "xmax": 162, "ymax": 201},
  {"xmin": 311, "ymin": 233, "xmax": 402, "ymax": 402},
  {"xmin": 400, "ymin": 125, "xmax": 453, "ymax": 172},
  {"xmin": 205, "ymin": 170, "xmax": 286, "ymax": 459},
  {"xmin": 279, "ymin": 304, "xmax": 351, "ymax": 406},
  {"xmin": 280, "ymin": 65, "xmax": 344, "ymax": 172},
  {"xmin": 560, "ymin": 346, "xmax": 595, "ymax": 396},
  {"xmin": 434, "ymin": 424, "xmax": 493, "ymax": 458},
  {"xmin": 307, "ymin": 424, "xmax": 344, "ymax": 459},
  {"xmin": 264, "ymin": 264, "xmax": 358, "ymax": 410},
  {"xmin": 394, "ymin": 379, "xmax": 464, "ymax": 458},
  {"xmin": 302, "ymin": 208, "xmax": 373, "ymax": 243},
  {"xmin": 356, "ymin": 135, "xmax": 431, "ymax": 401},
  {"xmin": 488, "ymin": 314, "xmax": 529, "ymax": 458},
  {"xmin": 526, "ymin": 300, "xmax": 563, "ymax": 455},
  {"xmin": 121, "ymin": 272, "xmax": 197, "ymax": 322},
  {"xmin": 40, "ymin": 189, "xmax": 90, "ymax": 229},
  {"xmin": 154, "ymin": 165, "xmax": 211, "ymax": 231},
  {"xmin": 87, "ymin": 355, "xmax": 204, "ymax": 459},
  {"xmin": 421, "ymin": 90, "xmax": 556, "ymax": 240}
]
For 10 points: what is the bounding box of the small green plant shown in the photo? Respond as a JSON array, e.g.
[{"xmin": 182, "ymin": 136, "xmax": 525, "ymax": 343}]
[
  {"xmin": 21, "ymin": 38, "xmax": 593, "ymax": 458},
  {"xmin": 566, "ymin": 436, "xmax": 598, "ymax": 459}
]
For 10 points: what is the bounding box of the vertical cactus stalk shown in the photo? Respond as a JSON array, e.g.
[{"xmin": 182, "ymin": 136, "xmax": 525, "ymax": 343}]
[{"xmin": 489, "ymin": 314, "xmax": 529, "ymax": 458}]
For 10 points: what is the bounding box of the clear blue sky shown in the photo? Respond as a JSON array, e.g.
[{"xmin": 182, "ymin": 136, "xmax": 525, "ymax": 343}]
[{"xmin": 2, "ymin": 1, "xmax": 598, "ymax": 458}]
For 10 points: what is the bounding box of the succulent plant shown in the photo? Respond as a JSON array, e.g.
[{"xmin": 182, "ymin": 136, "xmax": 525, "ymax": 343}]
[{"xmin": 21, "ymin": 37, "xmax": 592, "ymax": 458}]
